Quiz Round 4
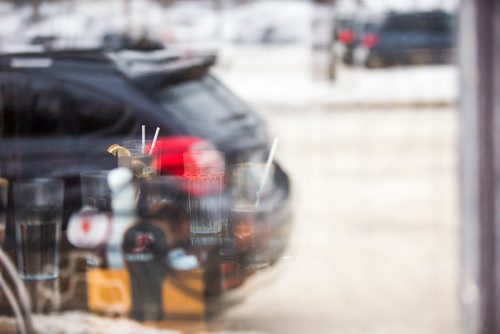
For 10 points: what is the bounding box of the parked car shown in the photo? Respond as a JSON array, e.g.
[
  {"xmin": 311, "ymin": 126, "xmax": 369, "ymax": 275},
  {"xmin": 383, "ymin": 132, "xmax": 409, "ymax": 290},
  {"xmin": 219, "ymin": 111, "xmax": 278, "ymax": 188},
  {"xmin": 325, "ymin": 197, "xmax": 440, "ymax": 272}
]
[
  {"xmin": 0, "ymin": 49, "xmax": 292, "ymax": 262},
  {"xmin": 335, "ymin": 16, "xmax": 380, "ymax": 66},
  {"xmin": 353, "ymin": 10, "xmax": 456, "ymax": 68}
]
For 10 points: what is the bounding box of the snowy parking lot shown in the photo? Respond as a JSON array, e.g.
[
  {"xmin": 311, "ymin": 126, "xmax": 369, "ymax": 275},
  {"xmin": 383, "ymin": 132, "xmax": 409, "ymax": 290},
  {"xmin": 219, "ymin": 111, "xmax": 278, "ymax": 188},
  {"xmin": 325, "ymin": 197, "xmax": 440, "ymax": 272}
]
[
  {"xmin": 209, "ymin": 45, "xmax": 460, "ymax": 333},
  {"xmin": 211, "ymin": 106, "xmax": 459, "ymax": 333},
  {"xmin": 216, "ymin": 46, "xmax": 457, "ymax": 110}
]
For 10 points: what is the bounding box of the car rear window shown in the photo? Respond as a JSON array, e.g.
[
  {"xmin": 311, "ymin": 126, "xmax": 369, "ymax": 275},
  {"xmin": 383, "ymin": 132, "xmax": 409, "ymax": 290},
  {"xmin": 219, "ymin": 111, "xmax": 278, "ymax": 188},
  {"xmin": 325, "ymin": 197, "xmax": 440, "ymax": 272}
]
[
  {"xmin": 153, "ymin": 75, "xmax": 249, "ymax": 123},
  {"xmin": 0, "ymin": 78, "xmax": 68, "ymax": 138}
]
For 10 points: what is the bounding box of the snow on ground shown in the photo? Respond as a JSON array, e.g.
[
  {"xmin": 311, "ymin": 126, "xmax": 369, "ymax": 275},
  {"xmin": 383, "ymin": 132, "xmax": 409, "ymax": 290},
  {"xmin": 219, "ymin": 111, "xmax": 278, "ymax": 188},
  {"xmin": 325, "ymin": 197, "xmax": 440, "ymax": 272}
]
[
  {"xmin": 0, "ymin": 312, "xmax": 181, "ymax": 334},
  {"xmin": 221, "ymin": 0, "xmax": 313, "ymax": 44},
  {"xmin": 215, "ymin": 46, "xmax": 458, "ymax": 111},
  {"xmin": 33, "ymin": 312, "xmax": 180, "ymax": 334},
  {"xmin": 213, "ymin": 106, "xmax": 459, "ymax": 333},
  {"xmin": 0, "ymin": 0, "xmax": 314, "ymax": 50},
  {"xmin": 0, "ymin": 0, "xmax": 459, "ymax": 52}
]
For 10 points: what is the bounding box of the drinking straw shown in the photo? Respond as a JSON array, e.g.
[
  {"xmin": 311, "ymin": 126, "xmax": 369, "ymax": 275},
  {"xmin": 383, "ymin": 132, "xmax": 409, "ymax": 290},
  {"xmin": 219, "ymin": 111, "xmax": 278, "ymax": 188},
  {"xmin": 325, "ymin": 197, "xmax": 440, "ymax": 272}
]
[
  {"xmin": 0, "ymin": 249, "xmax": 32, "ymax": 334},
  {"xmin": 141, "ymin": 125, "xmax": 146, "ymax": 154},
  {"xmin": 0, "ymin": 275, "xmax": 26, "ymax": 334},
  {"xmin": 0, "ymin": 249, "xmax": 32, "ymax": 312},
  {"xmin": 255, "ymin": 138, "xmax": 279, "ymax": 207},
  {"xmin": 149, "ymin": 127, "xmax": 160, "ymax": 155}
]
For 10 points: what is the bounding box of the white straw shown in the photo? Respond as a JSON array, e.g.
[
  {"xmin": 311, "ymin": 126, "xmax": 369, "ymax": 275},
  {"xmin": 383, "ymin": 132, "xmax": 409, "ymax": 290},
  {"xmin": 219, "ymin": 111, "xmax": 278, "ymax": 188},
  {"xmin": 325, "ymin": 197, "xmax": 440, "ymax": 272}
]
[
  {"xmin": 0, "ymin": 275, "xmax": 26, "ymax": 334},
  {"xmin": 141, "ymin": 125, "xmax": 146, "ymax": 154},
  {"xmin": 0, "ymin": 249, "xmax": 32, "ymax": 334},
  {"xmin": 149, "ymin": 127, "xmax": 160, "ymax": 155},
  {"xmin": 256, "ymin": 138, "xmax": 279, "ymax": 206}
]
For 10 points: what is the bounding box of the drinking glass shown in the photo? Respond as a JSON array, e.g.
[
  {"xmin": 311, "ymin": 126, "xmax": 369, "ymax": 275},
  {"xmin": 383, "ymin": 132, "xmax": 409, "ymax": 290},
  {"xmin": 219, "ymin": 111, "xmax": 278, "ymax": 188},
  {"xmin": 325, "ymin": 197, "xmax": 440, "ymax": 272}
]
[
  {"xmin": 229, "ymin": 163, "xmax": 275, "ymax": 207},
  {"xmin": 229, "ymin": 163, "xmax": 275, "ymax": 268},
  {"xmin": 184, "ymin": 150, "xmax": 226, "ymax": 234},
  {"xmin": 80, "ymin": 170, "xmax": 112, "ymax": 212},
  {"xmin": 13, "ymin": 178, "xmax": 64, "ymax": 280},
  {"xmin": 118, "ymin": 140, "xmax": 157, "ymax": 179}
]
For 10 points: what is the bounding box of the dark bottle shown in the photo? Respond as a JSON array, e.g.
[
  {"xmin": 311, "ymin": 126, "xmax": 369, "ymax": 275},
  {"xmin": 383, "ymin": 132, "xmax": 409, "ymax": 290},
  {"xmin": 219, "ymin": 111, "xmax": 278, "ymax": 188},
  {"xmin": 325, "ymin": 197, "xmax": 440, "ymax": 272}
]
[{"xmin": 122, "ymin": 221, "xmax": 169, "ymax": 321}]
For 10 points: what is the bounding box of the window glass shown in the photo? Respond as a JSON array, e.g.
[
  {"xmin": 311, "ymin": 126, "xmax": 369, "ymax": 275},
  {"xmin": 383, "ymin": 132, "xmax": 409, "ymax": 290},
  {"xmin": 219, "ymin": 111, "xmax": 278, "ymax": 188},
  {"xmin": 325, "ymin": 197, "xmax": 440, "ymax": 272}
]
[
  {"xmin": 0, "ymin": 78, "xmax": 66, "ymax": 137},
  {"xmin": 65, "ymin": 85, "xmax": 135, "ymax": 136},
  {"xmin": 0, "ymin": 1, "xmax": 465, "ymax": 332},
  {"xmin": 384, "ymin": 14, "xmax": 453, "ymax": 33},
  {"xmin": 154, "ymin": 75, "xmax": 248, "ymax": 122}
]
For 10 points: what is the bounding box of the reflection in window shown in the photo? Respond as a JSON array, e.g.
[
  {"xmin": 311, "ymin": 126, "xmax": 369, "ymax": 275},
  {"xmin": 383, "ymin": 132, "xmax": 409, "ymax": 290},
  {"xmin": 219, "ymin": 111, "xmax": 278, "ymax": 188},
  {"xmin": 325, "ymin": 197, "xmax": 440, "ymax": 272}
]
[{"xmin": 0, "ymin": 79, "xmax": 65, "ymax": 137}]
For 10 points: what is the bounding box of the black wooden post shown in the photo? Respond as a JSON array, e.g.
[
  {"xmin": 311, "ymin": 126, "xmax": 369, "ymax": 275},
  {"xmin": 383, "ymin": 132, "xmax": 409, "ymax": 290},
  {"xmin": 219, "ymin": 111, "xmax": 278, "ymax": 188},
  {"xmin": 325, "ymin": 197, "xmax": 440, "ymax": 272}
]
[{"xmin": 459, "ymin": 0, "xmax": 500, "ymax": 333}]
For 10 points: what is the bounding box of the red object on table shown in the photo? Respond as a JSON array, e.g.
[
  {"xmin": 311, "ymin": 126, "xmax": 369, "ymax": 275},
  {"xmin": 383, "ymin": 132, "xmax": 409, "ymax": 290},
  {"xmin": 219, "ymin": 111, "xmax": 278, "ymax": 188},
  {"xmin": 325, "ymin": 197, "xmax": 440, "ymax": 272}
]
[{"xmin": 154, "ymin": 136, "xmax": 215, "ymax": 176}]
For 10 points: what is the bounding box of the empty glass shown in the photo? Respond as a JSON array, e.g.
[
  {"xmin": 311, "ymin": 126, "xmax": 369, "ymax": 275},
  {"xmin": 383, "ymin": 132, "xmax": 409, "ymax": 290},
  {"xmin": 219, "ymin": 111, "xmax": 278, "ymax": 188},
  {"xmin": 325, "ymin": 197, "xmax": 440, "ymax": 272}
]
[
  {"xmin": 184, "ymin": 150, "xmax": 226, "ymax": 234},
  {"xmin": 13, "ymin": 178, "xmax": 64, "ymax": 280},
  {"xmin": 229, "ymin": 163, "xmax": 275, "ymax": 207},
  {"xmin": 229, "ymin": 163, "xmax": 275, "ymax": 268},
  {"xmin": 80, "ymin": 170, "xmax": 112, "ymax": 212}
]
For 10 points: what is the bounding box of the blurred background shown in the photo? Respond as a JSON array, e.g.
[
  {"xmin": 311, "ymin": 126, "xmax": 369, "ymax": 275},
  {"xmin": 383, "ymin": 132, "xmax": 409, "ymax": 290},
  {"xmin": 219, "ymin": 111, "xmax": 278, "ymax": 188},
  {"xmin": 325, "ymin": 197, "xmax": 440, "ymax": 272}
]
[{"xmin": 0, "ymin": 0, "xmax": 460, "ymax": 333}]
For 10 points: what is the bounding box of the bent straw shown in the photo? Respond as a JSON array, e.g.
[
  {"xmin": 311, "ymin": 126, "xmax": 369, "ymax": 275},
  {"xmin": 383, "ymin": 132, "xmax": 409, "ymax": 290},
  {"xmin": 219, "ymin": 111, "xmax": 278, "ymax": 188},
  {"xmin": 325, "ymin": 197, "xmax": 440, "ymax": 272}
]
[
  {"xmin": 0, "ymin": 249, "xmax": 32, "ymax": 334},
  {"xmin": 0, "ymin": 275, "xmax": 26, "ymax": 334},
  {"xmin": 141, "ymin": 125, "xmax": 146, "ymax": 154},
  {"xmin": 255, "ymin": 138, "xmax": 279, "ymax": 207},
  {"xmin": 149, "ymin": 127, "xmax": 160, "ymax": 155}
]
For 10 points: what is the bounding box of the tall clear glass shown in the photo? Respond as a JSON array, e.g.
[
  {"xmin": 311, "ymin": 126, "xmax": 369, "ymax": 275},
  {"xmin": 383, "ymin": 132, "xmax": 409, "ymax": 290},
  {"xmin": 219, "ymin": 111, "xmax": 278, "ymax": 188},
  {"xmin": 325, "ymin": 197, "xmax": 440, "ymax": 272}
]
[
  {"xmin": 13, "ymin": 178, "xmax": 64, "ymax": 280},
  {"xmin": 229, "ymin": 163, "xmax": 275, "ymax": 268},
  {"xmin": 184, "ymin": 151, "xmax": 226, "ymax": 234}
]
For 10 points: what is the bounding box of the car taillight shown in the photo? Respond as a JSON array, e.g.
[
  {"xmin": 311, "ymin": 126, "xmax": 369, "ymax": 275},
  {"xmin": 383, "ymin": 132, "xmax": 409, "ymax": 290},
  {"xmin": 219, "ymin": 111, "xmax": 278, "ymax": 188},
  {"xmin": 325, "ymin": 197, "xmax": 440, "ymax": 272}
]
[
  {"xmin": 362, "ymin": 33, "xmax": 379, "ymax": 49},
  {"xmin": 155, "ymin": 136, "xmax": 215, "ymax": 176},
  {"xmin": 338, "ymin": 29, "xmax": 355, "ymax": 45}
]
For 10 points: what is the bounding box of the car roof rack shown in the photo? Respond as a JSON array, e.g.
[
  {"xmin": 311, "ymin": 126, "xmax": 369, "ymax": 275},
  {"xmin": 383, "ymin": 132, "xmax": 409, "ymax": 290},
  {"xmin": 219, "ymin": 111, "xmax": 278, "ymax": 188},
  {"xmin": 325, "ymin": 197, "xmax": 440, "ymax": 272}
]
[
  {"xmin": 0, "ymin": 47, "xmax": 217, "ymax": 78},
  {"xmin": 0, "ymin": 48, "xmax": 112, "ymax": 70},
  {"xmin": 0, "ymin": 48, "xmax": 108, "ymax": 62},
  {"xmin": 108, "ymin": 49, "xmax": 217, "ymax": 89}
]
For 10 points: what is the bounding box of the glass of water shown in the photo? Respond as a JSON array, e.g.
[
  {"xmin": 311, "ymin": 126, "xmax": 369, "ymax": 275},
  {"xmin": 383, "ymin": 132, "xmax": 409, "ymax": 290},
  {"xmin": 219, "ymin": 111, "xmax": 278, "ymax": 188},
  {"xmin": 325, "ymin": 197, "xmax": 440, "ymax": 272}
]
[
  {"xmin": 184, "ymin": 150, "xmax": 226, "ymax": 234},
  {"xmin": 13, "ymin": 178, "xmax": 64, "ymax": 280}
]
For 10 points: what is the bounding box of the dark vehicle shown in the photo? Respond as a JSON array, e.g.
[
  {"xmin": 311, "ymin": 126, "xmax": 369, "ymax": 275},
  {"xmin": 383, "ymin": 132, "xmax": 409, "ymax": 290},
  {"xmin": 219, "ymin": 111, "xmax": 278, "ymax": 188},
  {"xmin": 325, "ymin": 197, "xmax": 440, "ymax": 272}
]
[
  {"xmin": 335, "ymin": 16, "xmax": 379, "ymax": 66},
  {"xmin": 334, "ymin": 17, "xmax": 356, "ymax": 64},
  {"xmin": 0, "ymin": 49, "xmax": 292, "ymax": 260},
  {"xmin": 355, "ymin": 10, "xmax": 455, "ymax": 68}
]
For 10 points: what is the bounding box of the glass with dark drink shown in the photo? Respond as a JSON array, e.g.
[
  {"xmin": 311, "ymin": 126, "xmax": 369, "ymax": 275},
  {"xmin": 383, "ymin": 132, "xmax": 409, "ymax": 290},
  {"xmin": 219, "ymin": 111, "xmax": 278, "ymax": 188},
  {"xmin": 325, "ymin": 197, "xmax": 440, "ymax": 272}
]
[{"xmin": 13, "ymin": 178, "xmax": 64, "ymax": 280}]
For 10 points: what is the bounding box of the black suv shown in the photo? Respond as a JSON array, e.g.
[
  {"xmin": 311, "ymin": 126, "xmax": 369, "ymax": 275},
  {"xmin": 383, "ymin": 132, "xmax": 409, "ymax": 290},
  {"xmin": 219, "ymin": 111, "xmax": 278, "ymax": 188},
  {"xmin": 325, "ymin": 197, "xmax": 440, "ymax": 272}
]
[
  {"xmin": 0, "ymin": 49, "xmax": 292, "ymax": 250},
  {"xmin": 355, "ymin": 10, "xmax": 456, "ymax": 68}
]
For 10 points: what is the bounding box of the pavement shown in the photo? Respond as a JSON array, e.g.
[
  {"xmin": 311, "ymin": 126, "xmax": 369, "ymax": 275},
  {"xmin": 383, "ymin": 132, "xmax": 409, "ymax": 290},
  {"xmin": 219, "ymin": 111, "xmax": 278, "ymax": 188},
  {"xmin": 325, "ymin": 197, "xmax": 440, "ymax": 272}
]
[
  {"xmin": 209, "ymin": 46, "xmax": 460, "ymax": 333},
  {"xmin": 209, "ymin": 107, "xmax": 459, "ymax": 334}
]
